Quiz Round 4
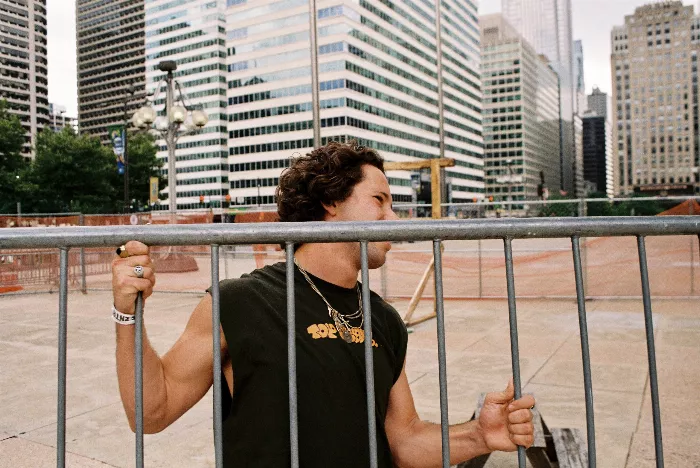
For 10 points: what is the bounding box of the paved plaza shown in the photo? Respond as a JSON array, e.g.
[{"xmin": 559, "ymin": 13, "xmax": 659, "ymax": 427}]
[{"xmin": 0, "ymin": 288, "xmax": 698, "ymax": 467}]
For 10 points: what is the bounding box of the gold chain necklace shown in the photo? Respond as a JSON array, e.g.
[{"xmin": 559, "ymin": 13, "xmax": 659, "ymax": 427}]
[{"xmin": 294, "ymin": 258, "xmax": 363, "ymax": 344}]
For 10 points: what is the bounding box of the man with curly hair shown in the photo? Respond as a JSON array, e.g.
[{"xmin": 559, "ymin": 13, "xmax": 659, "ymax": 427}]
[{"xmin": 111, "ymin": 140, "xmax": 535, "ymax": 467}]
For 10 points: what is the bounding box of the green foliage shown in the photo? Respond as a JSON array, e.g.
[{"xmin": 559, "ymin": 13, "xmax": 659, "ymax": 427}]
[
  {"xmin": 124, "ymin": 132, "xmax": 165, "ymax": 211},
  {"xmin": 26, "ymin": 127, "xmax": 120, "ymax": 214},
  {"xmin": 610, "ymin": 194, "xmax": 664, "ymax": 216},
  {"xmin": 0, "ymin": 101, "xmax": 164, "ymax": 214},
  {"xmin": 0, "ymin": 99, "xmax": 28, "ymax": 212},
  {"xmin": 537, "ymin": 194, "xmax": 578, "ymax": 217},
  {"xmin": 584, "ymin": 192, "xmax": 614, "ymax": 217}
]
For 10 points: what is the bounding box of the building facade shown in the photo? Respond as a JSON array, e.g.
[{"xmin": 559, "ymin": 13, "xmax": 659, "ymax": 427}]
[
  {"xmin": 588, "ymin": 86, "xmax": 609, "ymax": 119},
  {"xmin": 225, "ymin": 0, "xmax": 485, "ymax": 206},
  {"xmin": 48, "ymin": 103, "xmax": 78, "ymax": 132},
  {"xmin": 582, "ymin": 110, "xmax": 613, "ymax": 196},
  {"xmin": 144, "ymin": 0, "xmax": 229, "ymax": 211},
  {"xmin": 76, "ymin": 0, "xmax": 146, "ymax": 143},
  {"xmin": 574, "ymin": 39, "xmax": 586, "ymax": 114},
  {"xmin": 501, "ymin": 0, "xmax": 579, "ymax": 196},
  {"xmin": 481, "ymin": 14, "xmax": 561, "ymax": 206},
  {"xmin": 611, "ymin": 1, "xmax": 699, "ymax": 195},
  {"xmin": 0, "ymin": 0, "xmax": 49, "ymax": 155}
]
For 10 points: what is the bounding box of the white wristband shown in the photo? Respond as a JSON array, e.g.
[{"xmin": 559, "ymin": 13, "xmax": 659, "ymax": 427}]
[{"xmin": 112, "ymin": 306, "xmax": 135, "ymax": 325}]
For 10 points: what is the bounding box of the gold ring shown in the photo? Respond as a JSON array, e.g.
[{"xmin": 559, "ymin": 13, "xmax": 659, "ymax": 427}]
[{"xmin": 116, "ymin": 245, "xmax": 129, "ymax": 258}]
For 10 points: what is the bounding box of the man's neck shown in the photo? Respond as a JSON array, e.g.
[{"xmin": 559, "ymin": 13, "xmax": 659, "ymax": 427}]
[{"xmin": 294, "ymin": 243, "xmax": 359, "ymax": 288}]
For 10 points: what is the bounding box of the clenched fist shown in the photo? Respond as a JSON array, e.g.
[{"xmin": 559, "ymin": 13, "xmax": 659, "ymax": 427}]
[{"xmin": 112, "ymin": 241, "xmax": 156, "ymax": 314}]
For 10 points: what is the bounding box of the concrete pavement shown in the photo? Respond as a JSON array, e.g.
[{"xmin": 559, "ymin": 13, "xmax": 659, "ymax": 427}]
[{"xmin": 1, "ymin": 291, "xmax": 698, "ymax": 467}]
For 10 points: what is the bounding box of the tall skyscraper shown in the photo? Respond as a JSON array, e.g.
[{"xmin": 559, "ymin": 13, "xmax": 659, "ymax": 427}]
[
  {"xmin": 611, "ymin": 1, "xmax": 699, "ymax": 196},
  {"xmin": 587, "ymin": 86, "xmax": 609, "ymax": 119},
  {"xmin": 0, "ymin": 0, "xmax": 49, "ymax": 156},
  {"xmin": 481, "ymin": 14, "xmax": 561, "ymax": 205},
  {"xmin": 501, "ymin": 0, "xmax": 579, "ymax": 195},
  {"xmin": 76, "ymin": 0, "xmax": 146, "ymax": 143},
  {"xmin": 226, "ymin": 0, "xmax": 485, "ymax": 206},
  {"xmin": 574, "ymin": 40, "xmax": 586, "ymax": 114},
  {"xmin": 583, "ymin": 109, "xmax": 613, "ymax": 196},
  {"xmin": 145, "ymin": 0, "xmax": 228, "ymax": 211}
]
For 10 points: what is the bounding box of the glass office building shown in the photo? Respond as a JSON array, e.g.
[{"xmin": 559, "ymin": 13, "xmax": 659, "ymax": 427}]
[
  {"xmin": 481, "ymin": 14, "xmax": 561, "ymax": 205},
  {"xmin": 225, "ymin": 0, "xmax": 485, "ymax": 205},
  {"xmin": 145, "ymin": 0, "xmax": 229, "ymax": 211},
  {"xmin": 502, "ymin": 0, "xmax": 579, "ymax": 195}
]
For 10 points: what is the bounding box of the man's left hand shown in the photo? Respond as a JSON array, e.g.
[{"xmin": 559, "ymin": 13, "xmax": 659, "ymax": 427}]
[{"xmin": 477, "ymin": 380, "xmax": 536, "ymax": 452}]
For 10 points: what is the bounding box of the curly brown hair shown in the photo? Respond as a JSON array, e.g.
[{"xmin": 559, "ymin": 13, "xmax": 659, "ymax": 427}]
[{"xmin": 276, "ymin": 140, "xmax": 385, "ymax": 223}]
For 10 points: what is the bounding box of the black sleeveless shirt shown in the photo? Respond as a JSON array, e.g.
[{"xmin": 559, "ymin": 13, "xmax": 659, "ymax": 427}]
[{"xmin": 216, "ymin": 262, "xmax": 408, "ymax": 467}]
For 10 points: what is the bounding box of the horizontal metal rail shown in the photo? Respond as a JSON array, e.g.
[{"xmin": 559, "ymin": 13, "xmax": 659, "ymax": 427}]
[{"xmin": 1, "ymin": 217, "xmax": 698, "ymax": 248}]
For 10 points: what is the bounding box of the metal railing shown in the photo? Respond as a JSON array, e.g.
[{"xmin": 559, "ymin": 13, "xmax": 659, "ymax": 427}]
[{"xmin": 1, "ymin": 217, "xmax": 699, "ymax": 468}]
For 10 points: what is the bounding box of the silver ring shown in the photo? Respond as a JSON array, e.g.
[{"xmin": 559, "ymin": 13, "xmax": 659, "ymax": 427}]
[{"xmin": 133, "ymin": 265, "xmax": 144, "ymax": 278}]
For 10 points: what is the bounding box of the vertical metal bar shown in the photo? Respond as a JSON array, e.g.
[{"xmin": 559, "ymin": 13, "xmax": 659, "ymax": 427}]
[
  {"xmin": 210, "ymin": 245, "xmax": 223, "ymax": 467},
  {"xmin": 582, "ymin": 236, "xmax": 589, "ymax": 294},
  {"xmin": 307, "ymin": 0, "xmax": 321, "ymax": 147},
  {"xmin": 360, "ymin": 241, "xmax": 378, "ymax": 468},
  {"xmin": 571, "ymin": 236, "xmax": 596, "ymax": 467},
  {"xmin": 79, "ymin": 214, "xmax": 86, "ymax": 294},
  {"xmin": 502, "ymin": 238, "xmax": 525, "ymax": 468},
  {"xmin": 433, "ymin": 240, "xmax": 450, "ymax": 468},
  {"xmin": 286, "ymin": 243, "xmax": 300, "ymax": 468},
  {"xmin": 477, "ymin": 239, "xmax": 483, "ymax": 298},
  {"xmin": 134, "ymin": 291, "xmax": 144, "ymax": 468},
  {"xmin": 56, "ymin": 248, "xmax": 68, "ymax": 468},
  {"xmin": 637, "ymin": 236, "xmax": 664, "ymax": 468}
]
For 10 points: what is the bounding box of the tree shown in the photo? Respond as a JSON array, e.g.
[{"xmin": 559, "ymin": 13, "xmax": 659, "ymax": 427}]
[
  {"xmin": 537, "ymin": 193, "xmax": 578, "ymax": 217},
  {"xmin": 27, "ymin": 127, "xmax": 120, "ymax": 213},
  {"xmin": 585, "ymin": 192, "xmax": 614, "ymax": 217},
  {"xmin": 124, "ymin": 132, "xmax": 165, "ymax": 211},
  {"xmin": 0, "ymin": 99, "xmax": 28, "ymax": 212},
  {"xmin": 611, "ymin": 193, "xmax": 664, "ymax": 216}
]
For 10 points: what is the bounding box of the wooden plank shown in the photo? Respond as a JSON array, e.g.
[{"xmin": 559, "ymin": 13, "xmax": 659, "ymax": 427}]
[
  {"xmin": 431, "ymin": 159, "xmax": 442, "ymax": 219},
  {"xmin": 383, "ymin": 158, "xmax": 455, "ymax": 171},
  {"xmin": 551, "ymin": 428, "xmax": 587, "ymax": 468},
  {"xmin": 402, "ymin": 259, "xmax": 435, "ymax": 324}
]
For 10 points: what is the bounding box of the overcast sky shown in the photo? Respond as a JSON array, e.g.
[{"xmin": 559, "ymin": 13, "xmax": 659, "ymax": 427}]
[{"xmin": 48, "ymin": 0, "xmax": 699, "ymax": 118}]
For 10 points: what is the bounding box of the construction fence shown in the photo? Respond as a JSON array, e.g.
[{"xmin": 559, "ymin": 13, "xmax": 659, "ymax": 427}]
[{"xmin": 1, "ymin": 199, "xmax": 698, "ymax": 299}]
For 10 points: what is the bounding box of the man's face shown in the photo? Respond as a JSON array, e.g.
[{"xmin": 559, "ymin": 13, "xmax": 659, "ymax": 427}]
[{"xmin": 324, "ymin": 164, "xmax": 399, "ymax": 269}]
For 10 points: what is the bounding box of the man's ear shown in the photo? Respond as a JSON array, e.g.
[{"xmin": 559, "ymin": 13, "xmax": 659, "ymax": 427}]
[{"xmin": 322, "ymin": 202, "xmax": 337, "ymax": 219}]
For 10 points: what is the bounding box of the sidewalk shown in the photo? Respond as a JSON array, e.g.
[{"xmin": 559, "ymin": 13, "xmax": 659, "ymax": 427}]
[{"xmin": 1, "ymin": 291, "xmax": 698, "ymax": 467}]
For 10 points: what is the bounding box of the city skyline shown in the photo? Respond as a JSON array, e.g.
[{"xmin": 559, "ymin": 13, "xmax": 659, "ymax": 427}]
[{"xmin": 50, "ymin": 0, "xmax": 699, "ymax": 121}]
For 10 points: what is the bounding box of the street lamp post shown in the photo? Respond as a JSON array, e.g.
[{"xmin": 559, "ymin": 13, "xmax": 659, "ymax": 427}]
[
  {"xmin": 122, "ymin": 84, "xmax": 136, "ymax": 213},
  {"xmin": 131, "ymin": 61, "xmax": 208, "ymax": 223}
]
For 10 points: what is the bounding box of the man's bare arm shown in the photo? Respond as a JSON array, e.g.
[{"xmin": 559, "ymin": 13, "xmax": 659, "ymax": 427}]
[
  {"xmin": 384, "ymin": 362, "xmax": 534, "ymax": 468},
  {"xmin": 116, "ymin": 294, "xmax": 227, "ymax": 433},
  {"xmin": 113, "ymin": 241, "xmax": 228, "ymax": 434}
]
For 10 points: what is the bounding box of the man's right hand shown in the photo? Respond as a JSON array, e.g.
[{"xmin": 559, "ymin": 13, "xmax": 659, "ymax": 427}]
[{"xmin": 112, "ymin": 240, "xmax": 156, "ymax": 315}]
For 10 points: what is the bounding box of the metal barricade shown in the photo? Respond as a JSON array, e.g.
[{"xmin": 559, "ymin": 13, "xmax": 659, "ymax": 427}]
[{"xmin": 1, "ymin": 216, "xmax": 699, "ymax": 468}]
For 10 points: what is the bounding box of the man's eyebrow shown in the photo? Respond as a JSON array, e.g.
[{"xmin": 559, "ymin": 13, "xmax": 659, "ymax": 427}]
[{"xmin": 378, "ymin": 191, "xmax": 391, "ymax": 201}]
